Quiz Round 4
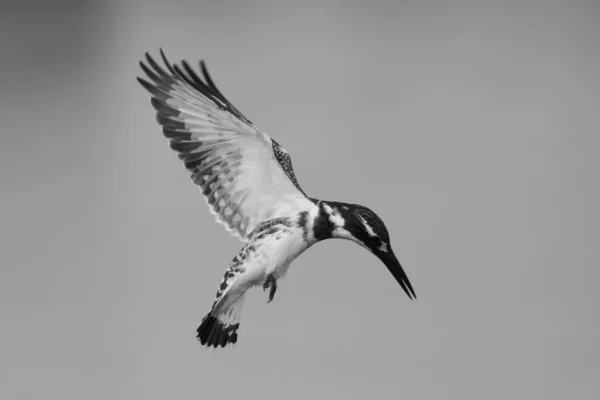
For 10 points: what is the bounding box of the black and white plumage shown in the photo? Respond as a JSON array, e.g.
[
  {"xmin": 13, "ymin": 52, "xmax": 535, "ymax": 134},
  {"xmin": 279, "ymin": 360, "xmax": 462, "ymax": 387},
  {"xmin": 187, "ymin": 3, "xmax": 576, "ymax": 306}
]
[{"xmin": 138, "ymin": 50, "xmax": 416, "ymax": 348}]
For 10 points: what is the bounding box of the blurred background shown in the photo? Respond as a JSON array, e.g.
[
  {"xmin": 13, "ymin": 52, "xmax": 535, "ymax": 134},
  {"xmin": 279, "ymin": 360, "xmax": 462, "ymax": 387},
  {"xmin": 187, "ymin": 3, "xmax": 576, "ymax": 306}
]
[{"xmin": 1, "ymin": 0, "xmax": 598, "ymax": 399}]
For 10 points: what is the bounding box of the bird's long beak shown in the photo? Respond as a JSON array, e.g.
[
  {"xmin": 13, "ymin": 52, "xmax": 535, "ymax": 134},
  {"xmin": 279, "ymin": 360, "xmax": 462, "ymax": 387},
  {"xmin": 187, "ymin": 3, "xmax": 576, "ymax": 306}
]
[{"xmin": 377, "ymin": 251, "xmax": 416, "ymax": 300}]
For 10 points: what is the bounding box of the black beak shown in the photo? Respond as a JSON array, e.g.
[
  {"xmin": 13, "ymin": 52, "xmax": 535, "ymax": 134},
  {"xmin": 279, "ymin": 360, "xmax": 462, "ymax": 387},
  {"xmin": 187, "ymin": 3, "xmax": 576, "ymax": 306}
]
[{"xmin": 377, "ymin": 251, "xmax": 416, "ymax": 300}]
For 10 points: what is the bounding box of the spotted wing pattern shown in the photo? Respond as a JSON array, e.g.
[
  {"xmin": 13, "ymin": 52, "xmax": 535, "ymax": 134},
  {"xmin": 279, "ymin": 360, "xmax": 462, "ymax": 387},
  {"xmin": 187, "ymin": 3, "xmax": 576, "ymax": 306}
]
[
  {"xmin": 248, "ymin": 216, "xmax": 294, "ymax": 240},
  {"xmin": 211, "ymin": 243, "xmax": 253, "ymax": 309},
  {"xmin": 271, "ymin": 140, "xmax": 306, "ymax": 196},
  {"xmin": 138, "ymin": 51, "xmax": 308, "ymax": 240},
  {"xmin": 211, "ymin": 217, "xmax": 294, "ymax": 306}
]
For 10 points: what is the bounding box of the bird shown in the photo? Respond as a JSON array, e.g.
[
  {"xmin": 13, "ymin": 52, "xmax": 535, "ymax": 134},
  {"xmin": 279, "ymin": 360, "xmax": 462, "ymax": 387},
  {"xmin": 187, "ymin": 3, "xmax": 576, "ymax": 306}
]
[{"xmin": 137, "ymin": 50, "xmax": 416, "ymax": 348}]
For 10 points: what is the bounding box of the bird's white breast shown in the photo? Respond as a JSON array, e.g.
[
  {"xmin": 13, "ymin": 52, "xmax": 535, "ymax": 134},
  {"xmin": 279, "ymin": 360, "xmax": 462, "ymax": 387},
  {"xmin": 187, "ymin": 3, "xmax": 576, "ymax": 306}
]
[{"xmin": 260, "ymin": 227, "xmax": 309, "ymax": 280}]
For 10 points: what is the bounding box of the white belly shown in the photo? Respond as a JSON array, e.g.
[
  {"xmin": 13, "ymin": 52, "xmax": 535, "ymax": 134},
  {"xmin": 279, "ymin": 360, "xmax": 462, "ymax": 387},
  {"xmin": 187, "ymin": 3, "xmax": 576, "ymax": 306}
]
[
  {"xmin": 263, "ymin": 228, "xmax": 308, "ymax": 279},
  {"xmin": 235, "ymin": 228, "xmax": 308, "ymax": 289}
]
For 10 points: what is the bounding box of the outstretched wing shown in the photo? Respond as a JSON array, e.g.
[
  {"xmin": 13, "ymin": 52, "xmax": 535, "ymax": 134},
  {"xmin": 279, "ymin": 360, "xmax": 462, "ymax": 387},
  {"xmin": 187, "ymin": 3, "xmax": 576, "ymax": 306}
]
[{"xmin": 138, "ymin": 50, "xmax": 308, "ymax": 240}]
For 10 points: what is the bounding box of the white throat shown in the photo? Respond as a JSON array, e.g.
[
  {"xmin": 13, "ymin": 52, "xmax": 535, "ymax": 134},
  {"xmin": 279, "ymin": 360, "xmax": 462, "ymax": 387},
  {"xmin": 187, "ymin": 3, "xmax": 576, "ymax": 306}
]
[{"xmin": 322, "ymin": 203, "xmax": 369, "ymax": 250}]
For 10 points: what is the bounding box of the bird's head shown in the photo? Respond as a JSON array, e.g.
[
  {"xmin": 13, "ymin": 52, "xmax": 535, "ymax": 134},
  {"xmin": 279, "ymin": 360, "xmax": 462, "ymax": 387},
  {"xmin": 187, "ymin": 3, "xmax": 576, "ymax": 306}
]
[{"xmin": 321, "ymin": 201, "xmax": 416, "ymax": 299}]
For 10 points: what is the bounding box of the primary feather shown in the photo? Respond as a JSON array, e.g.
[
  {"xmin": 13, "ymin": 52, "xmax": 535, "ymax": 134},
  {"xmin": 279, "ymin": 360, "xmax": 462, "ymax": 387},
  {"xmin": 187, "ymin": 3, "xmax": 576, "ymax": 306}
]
[{"xmin": 138, "ymin": 50, "xmax": 307, "ymax": 240}]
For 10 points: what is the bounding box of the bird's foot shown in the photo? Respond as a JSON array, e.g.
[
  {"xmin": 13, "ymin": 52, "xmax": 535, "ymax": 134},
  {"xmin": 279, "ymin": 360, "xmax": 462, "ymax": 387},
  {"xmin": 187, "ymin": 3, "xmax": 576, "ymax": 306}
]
[{"xmin": 263, "ymin": 274, "xmax": 277, "ymax": 303}]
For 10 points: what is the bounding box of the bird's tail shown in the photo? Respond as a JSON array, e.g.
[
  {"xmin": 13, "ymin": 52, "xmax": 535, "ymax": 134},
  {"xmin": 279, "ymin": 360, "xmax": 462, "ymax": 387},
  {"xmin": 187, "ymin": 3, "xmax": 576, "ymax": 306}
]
[{"xmin": 196, "ymin": 294, "xmax": 245, "ymax": 348}]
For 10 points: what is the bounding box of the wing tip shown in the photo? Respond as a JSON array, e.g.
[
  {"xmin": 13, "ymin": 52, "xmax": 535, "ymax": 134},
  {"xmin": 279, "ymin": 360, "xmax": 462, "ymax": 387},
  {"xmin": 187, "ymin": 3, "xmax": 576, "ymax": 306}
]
[
  {"xmin": 139, "ymin": 49, "xmax": 253, "ymax": 125},
  {"xmin": 137, "ymin": 76, "xmax": 156, "ymax": 94}
]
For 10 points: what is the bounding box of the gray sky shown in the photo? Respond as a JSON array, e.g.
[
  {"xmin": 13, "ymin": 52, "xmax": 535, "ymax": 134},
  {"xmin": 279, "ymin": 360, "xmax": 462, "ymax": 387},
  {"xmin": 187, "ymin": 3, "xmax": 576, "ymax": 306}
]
[{"xmin": 1, "ymin": 0, "xmax": 599, "ymax": 399}]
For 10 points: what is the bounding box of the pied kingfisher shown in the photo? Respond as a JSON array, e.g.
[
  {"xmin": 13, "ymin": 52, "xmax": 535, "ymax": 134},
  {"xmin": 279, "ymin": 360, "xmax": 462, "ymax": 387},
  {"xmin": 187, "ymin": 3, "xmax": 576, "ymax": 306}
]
[{"xmin": 138, "ymin": 50, "xmax": 416, "ymax": 348}]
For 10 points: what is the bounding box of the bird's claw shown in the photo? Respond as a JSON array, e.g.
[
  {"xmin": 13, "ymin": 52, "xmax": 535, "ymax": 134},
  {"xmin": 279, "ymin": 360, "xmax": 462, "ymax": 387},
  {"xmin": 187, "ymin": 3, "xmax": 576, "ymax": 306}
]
[{"xmin": 263, "ymin": 274, "xmax": 277, "ymax": 303}]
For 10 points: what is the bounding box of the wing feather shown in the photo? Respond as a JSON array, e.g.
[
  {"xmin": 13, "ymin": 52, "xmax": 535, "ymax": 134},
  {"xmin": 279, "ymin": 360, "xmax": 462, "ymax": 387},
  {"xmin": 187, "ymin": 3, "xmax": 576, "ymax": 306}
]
[{"xmin": 138, "ymin": 50, "xmax": 308, "ymax": 240}]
